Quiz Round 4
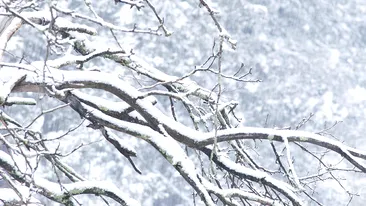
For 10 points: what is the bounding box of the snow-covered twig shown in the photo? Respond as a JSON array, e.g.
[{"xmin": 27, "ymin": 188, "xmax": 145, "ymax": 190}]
[
  {"xmin": 144, "ymin": 0, "xmax": 172, "ymax": 36},
  {"xmin": 198, "ymin": 0, "xmax": 237, "ymax": 49},
  {"xmin": 5, "ymin": 67, "xmax": 366, "ymax": 172},
  {"xmin": 201, "ymin": 178, "xmax": 282, "ymax": 206},
  {"xmin": 0, "ymin": 150, "xmax": 140, "ymax": 205},
  {"xmin": 200, "ymin": 147, "xmax": 305, "ymax": 206},
  {"xmin": 52, "ymin": 5, "xmax": 159, "ymax": 35},
  {"xmin": 282, "ymin": 136, "xmax": 304, "ymax": 190}
]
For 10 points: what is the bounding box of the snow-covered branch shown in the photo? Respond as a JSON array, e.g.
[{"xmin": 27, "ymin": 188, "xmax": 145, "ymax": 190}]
[
  {"xmin": 0, "ymin": 150, "xmax": 139, "ymax": 206},
  {"xmin": 1, "ymin": 1, "xmax": 365, "ymax": 205},
  {"xmin": 4, "ymin": 67, "xmax": 366, "ymax": 172},
  {"xmin": 200, "ymin": 147, "xmax": 305, "ymax": 206},
  {"xmin": 0, "ymin": 16, "xmax": 21, "ymax": 61},
  {"xmin": 0, "ymin": 72, "xmax": 26, "ymax": 105},
  {"xmin": 200, "ymin": 127, "xmax": 366, "ymax": 167}
]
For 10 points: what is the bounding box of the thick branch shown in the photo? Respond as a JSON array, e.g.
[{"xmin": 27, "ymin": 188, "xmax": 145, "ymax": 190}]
[
  {"xmin": 0, "ymin": 72, "xmax": 26, "ymax": 105},
  {"xmin": 59, "ymin": 92, "xmax": 215, "ymax": 205},
  {"xmin": 6, "ymin": 68, "xmax": 366, "ymax": 172}
]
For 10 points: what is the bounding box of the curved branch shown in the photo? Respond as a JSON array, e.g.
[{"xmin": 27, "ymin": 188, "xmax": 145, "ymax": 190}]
[
  {"xmin": 71, "ymin": 90, "xmax": 154, "ymax": 126},
  {"xmin": 60, "ymin": 93, "xmax": 216, "ymax": 206},
  {"xmin": 0, "ymin": 16, "xmax": 21, "ymax": 61},
  {"xmin": 0, "ymin": 72, "xmax": 26, "ymax": 105},
  {"xmin": 201, "ymin": 178, "xmax": 281, "ymax": 206},
  {"xmin": 35, "ymin": 178, "xmax": 140, "ymax": 206},
  {"xmin": 0, "ymin": 150, "xmax": 139, "ymax": 206},
  {"xmin": 200, "ymin": 147, "xmax": 305, "ymax": 206},
  {"xmin": 7, "ymin": 68, "xmax": 366, "ymax": 172},
  {"xmin": 200, "ymin": 128, "xmax": 366, "ymax": 171}
]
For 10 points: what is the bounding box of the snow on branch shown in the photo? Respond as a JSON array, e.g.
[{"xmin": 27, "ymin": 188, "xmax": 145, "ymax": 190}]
[
  {"xmin": 36, "ymin": 178, "xmax": 141, "ymax": 206},
  {"xmin": 70, "ymin": 35, "xmax": 222, "ymax": 105},
  {"xmin": 61, "ymin": 92, "xmax": 216, "ymax": 205},
  {"xmin": 54, "ymin": 17, "xmax": 97, "ymax": 36},
  {"xmin": 143, "ymin": 128, "xmax": 216, "ymax": 206},
  {"xmin": 0, "ymin": 72, "xmax": 26, "ymax": 105},
  {"xmin": 0, "ymin": 110, "xmax": 22, "ymax": 127},
  {"xmin": 0, "ymin": 16, "xmax": 22, "ymax": 61},
  {"xmin": 200, "ymin": 147, "xmax": 305, "ymax": 206},
  {"xmin": 0, "ymin": 188, "xmax": 42, "ymax": 206},
  {"xmin": 1, "ymin": 1, "xmax": 365, "ymax": 205},
  {"xmin": 198, "ymin": 0, "xmax": 237, "ymax": 49},
  {"xmin": 200, "ymin": 127, "xmax": 366, "ymax": 168},
  {"xmin": 52, "ymin": 5, "xmax": 159, "ymax": 35},
  {"xmin": 5, "ymin": 67, "xmax": 366, "ymax": 172},
  {"xmin": 0, "ymin": 150, "xmax": 139, "ymax": 206},
  {"xmin": 4, "ymin": 65, "xmax": 365, "ymax": 204},
  {"xmin": 201, "ymin": 177, "xmax": 281, "ymax": 206},
  {"xmin": 46, "ymin": 48, "xmax": 127, "ymax": 69},
  {"xmin": 114, "ymin": 0, "xmax": 144, "ymax": 10},
  {"xmin": 2, "ymin": 97, "xmax": 36, "ymax": 106}
]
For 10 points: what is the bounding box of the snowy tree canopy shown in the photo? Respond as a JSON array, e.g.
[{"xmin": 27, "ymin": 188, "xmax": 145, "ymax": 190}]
[{"xmin": 0, "ymin": 0, "xmax": 366, "ymax": 205}]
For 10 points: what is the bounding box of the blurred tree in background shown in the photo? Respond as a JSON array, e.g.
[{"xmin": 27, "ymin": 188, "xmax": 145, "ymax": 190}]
[{"xmin": 0, "ymin": 0, "xmax": 366, "ymax": 205}]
